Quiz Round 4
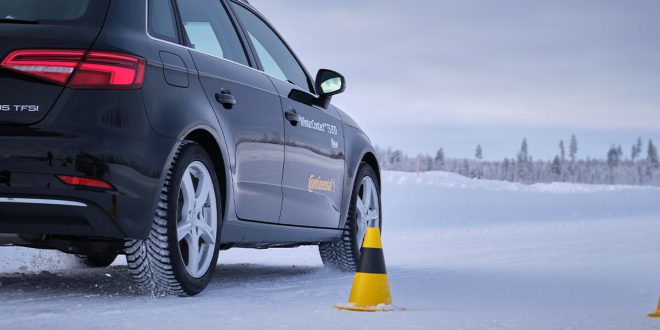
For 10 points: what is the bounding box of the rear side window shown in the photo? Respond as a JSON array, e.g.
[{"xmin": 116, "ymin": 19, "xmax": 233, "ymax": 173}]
[
  {"xmin": 176, "ymin": 0, "xmax": 248, "ymax": 66},
  {"xmin": 149, "ymin": 0, "xmax": 179, "ymax": 43},
  {"xmin": 0, "ymin": 0, "xmax": 109, "ymax": 26}
]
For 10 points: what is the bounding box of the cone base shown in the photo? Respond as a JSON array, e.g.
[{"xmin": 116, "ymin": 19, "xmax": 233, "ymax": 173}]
[
  {"xmin": 648, "ymin": 312, "xmax": 660, "ymax": 318},
  {"xmin": 335, "ymin": 303, "xmax": 404, "ymax": 313}
]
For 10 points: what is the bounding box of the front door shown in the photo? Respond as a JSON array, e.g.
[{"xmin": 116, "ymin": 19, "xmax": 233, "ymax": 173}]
[
  {"xmin": 276, "ymin": 82, "xmax": 346, "ymax": 228},
  {"xmin": 229, "ymin": 2, "xmax": 346, "ymax": 228}
]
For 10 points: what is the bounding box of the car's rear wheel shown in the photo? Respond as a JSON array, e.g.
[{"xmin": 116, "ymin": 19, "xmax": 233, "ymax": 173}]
[
  {"xmin": 319, "ymin": 162, "xmax": 381, "ymax": 272},
  {"xmin": 125, "ymin": 141, "xmax": 222, "ymax": 296},
  {"xmin": 75, "ymin": 254, "xmax": 117, "ymax": 268}
]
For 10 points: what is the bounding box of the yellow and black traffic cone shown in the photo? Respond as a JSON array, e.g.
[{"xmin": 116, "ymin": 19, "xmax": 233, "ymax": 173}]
[
  {"xmin": 336, "ymin": 227, "xmax": 402, "ymax": 312},
  {"xmin": 648, "ymin": 297, "xmax": 660, "ymax": 317}
]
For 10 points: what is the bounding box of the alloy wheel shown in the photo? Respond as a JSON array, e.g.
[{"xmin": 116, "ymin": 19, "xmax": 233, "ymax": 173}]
[
  {"xmin": 176, "ymin": 161, "xmax": 218, "ymax": 278},
  {"xmin": 355, "ymin": 176, "xmax": 380, "ymax": 250}
]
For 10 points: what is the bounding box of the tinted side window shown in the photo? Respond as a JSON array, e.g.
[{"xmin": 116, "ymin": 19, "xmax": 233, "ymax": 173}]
[
  {"xmin": 149, "ymin": 0, "xmax": 178, "ymax": 43},
  {"xmin": 176, "ymin": 0, "xmax": 248, "ymax": 66},
  {"xmin": 230, "ymin": 3, "xmax": 311, "ymax": 92}
]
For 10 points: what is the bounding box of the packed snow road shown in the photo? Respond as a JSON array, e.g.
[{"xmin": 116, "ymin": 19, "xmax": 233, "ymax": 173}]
[{"xmin": 2, "ymin": 171, "xmax": 660, "ymax": 329}]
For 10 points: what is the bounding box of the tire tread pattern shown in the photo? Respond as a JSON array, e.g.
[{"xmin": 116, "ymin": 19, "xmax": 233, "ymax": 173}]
[
  {"xmin": 319, "ymin": 162, "xmax": 379, "ymax": 272},
  {"xmin": 124, "ymin": 141, "xmax": 196, "ymax": 295}
]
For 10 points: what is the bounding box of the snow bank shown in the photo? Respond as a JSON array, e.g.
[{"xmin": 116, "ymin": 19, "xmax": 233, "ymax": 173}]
[
  {"xmin": 384, "ymin": 170, "xmax": 659, "ymax": 193},
  {"xmin": 383, "ymin": 171, "xmax": 660, "ymax": 229}
]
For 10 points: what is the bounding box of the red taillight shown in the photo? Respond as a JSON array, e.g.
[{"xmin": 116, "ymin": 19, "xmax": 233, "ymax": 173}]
[
  {"xmin": 69, "ymin": 51, "xmax": 146, "ymax": 89},
  {"xmin": 57, "ymin": 175, "xmax": 114, "ymax": 190},
  {"xmin": 0, "ymin": 50, "xmax": 85, "ymax": 84},
  {"xmin": 1, "ymin": 49, "xmax": 146, "ymax": 89}
]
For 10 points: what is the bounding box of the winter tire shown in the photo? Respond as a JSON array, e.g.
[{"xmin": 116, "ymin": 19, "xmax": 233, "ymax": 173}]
[
  {"xmin": 125, "ymin": 141, "xmax": 222, "ymax": 296},
  {"xmin": 319, "ymin": 162, "xmax": 382, "ymax": 272}
]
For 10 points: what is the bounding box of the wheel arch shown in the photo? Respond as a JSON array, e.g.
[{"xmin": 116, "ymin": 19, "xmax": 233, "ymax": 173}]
[
  {"xmin": 339, "ymin": 126, "xmax": 381, "ymax": 229},
  {"xmin": 182, "ymin": 128, "xmax": 230, "ymax": 220},
  {"xmin": 361, "ymin": 151, "xmax": 381, "ymax": 184}
]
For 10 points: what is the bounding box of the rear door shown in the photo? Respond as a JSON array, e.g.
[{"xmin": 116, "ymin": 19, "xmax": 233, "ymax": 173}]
[
  {"xmin": 175, "ymin": 0, "xmax": 285, "ymax": 223},
  {"xmin": 230, "ymin": 2, "xmax": 346, "ymax": 229},
  {"xmin": 0, "ymin": 0, "xmax": 110, "ymax": 124}
]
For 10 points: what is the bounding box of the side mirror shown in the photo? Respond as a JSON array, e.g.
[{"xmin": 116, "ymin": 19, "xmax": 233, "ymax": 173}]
[{"xmin": 315, "ymin": 69, "xmax": 345, "ymax": 108}]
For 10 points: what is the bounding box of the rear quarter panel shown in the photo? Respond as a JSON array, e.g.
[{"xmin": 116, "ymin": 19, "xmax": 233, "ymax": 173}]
[{"xmin": 90, "ymin": 0, "xmax": 237, "ymax": 236}]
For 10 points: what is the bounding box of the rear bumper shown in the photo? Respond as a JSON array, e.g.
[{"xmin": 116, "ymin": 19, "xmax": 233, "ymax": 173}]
[
  {"xmin": 0, "ymin": 197, "xmax": 123, "ymax": 237},
  {"xmin": 0, "ymin": 89, "xmax": 177, "ymax": 239}
]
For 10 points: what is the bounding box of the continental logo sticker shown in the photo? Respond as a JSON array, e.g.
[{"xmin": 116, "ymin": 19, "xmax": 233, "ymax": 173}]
[{"xmin": 308, "ymin": 175, "xmax": 336, "ymax": 193}]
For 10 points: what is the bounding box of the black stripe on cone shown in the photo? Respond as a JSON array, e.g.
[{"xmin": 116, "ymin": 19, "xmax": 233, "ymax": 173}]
[{"xmin": 358, "ymin": 247, "xmax": 387, "ymax": 274}]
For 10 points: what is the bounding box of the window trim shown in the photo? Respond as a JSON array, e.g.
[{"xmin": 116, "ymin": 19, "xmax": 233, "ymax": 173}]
[
  {"xmin": 146, "ymin": 0, "xmax": 257, "ymax": 68},
  {"xmin": 227, "ymin": 0, "xmax": 316, "ymax": 94},
  {"xmin": 146, "ymin": 11, "xmax": 258, "ymax": 75},
  {"xmin": 145, "ymin": 0, "xmax": 319, "ymax": 96}
]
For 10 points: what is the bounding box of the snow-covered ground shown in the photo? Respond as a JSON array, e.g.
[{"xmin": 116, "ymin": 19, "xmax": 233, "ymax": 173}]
[{"xmin": 2, "ymin": 171, "xmax": 660, "ymax": 329}]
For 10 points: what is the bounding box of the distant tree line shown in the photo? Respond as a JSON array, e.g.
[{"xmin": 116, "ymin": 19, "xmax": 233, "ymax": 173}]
[{"xmin": 376, "ymin": 135, "xmax": 660, "ymax": 186}]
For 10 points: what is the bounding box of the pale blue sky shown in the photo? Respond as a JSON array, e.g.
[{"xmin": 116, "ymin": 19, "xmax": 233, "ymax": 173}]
[{"xmin": 249, "ymin": 0, "xmax": 660, "ymax": 160}]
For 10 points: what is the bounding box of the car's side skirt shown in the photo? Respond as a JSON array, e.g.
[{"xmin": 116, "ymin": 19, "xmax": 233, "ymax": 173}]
[{"xmin": 220, "ymin": 218, "xmax": 343, "ymax": 246}]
